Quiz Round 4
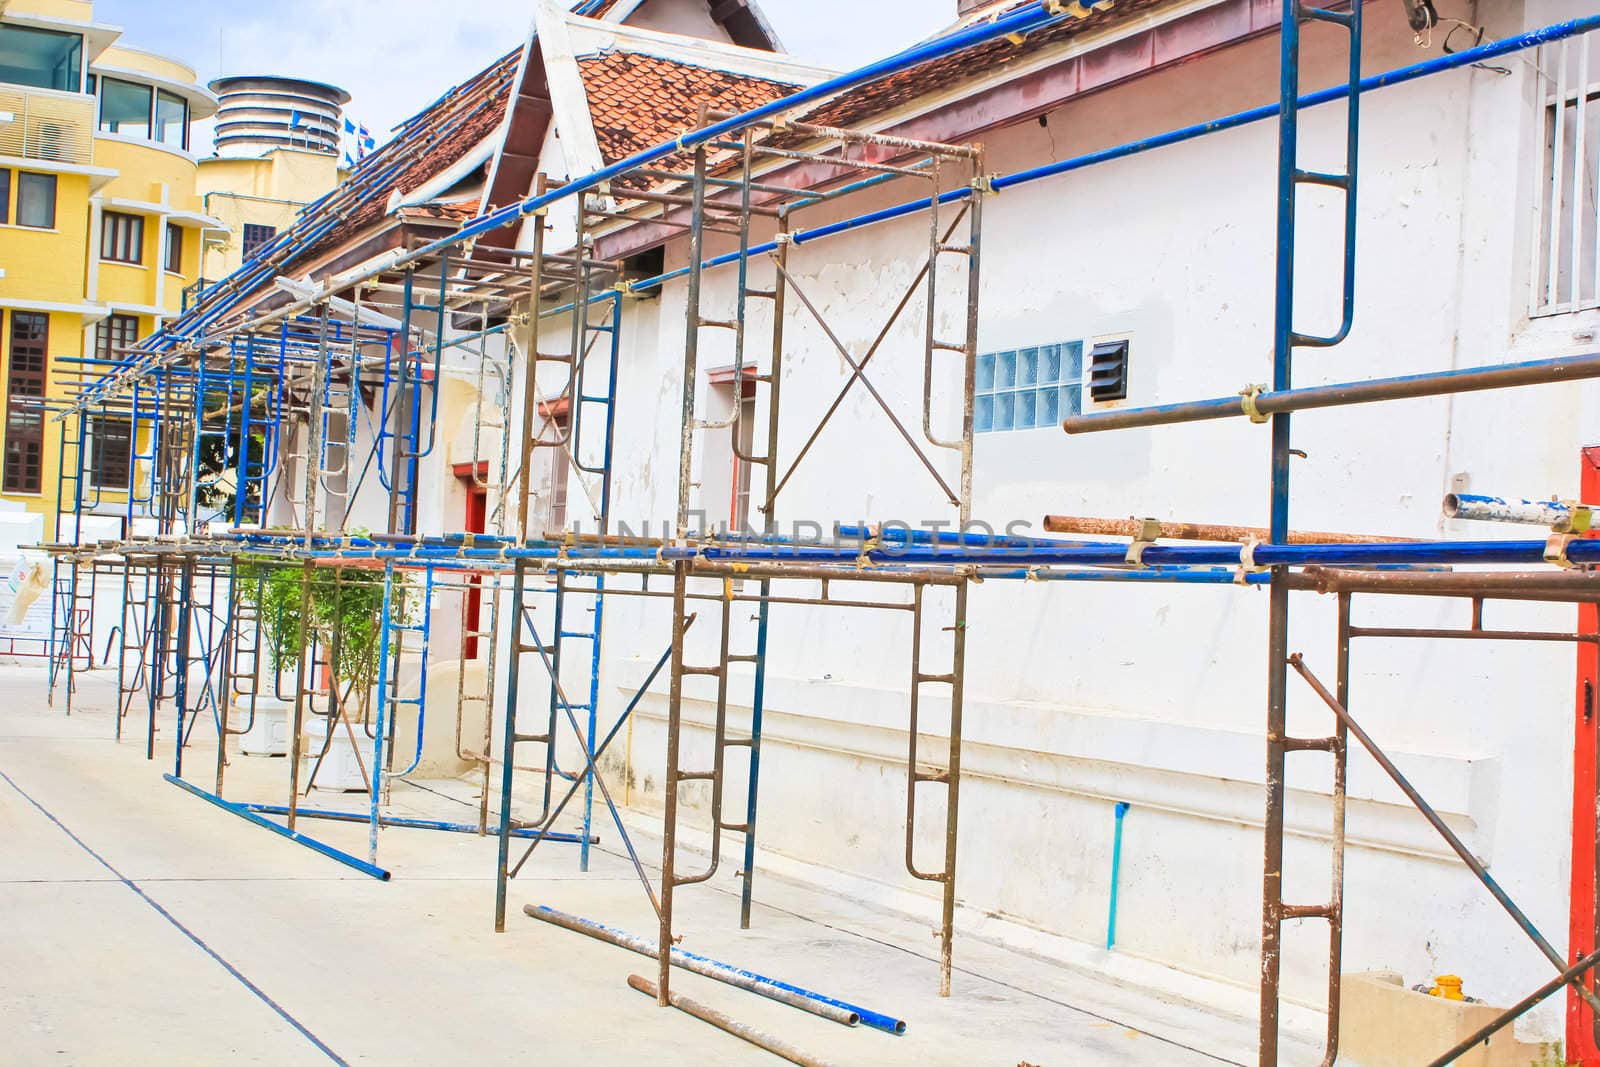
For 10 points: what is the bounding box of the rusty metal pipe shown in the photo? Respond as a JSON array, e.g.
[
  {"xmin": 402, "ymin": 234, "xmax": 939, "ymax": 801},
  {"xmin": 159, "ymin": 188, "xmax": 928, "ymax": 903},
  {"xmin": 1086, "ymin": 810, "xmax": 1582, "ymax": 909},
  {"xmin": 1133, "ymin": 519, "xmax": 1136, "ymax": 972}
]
[
  {"xmin": 1064, "ymin": 351, "xmax": 1600, "ymax": 434},
  {"xmin": 625, "ymin": 975, "xmax": 841, "ymax": 1067},
  {"xmin": 1287, "ymin": 567, "xmax": 1600, "ymax": 602},
  {"xmin": 1042, "ymin": 514, "xmax": 1408, "ymax": 544},
  {"xmin": 526, "ymin": 905, "xmax": 881, "ymax": 1030}
]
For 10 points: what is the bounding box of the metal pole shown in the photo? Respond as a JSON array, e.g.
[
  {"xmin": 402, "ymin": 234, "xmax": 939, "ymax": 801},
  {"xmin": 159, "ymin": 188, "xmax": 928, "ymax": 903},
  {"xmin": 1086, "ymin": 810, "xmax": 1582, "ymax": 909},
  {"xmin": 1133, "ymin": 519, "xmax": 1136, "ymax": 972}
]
[
  {"xmin": 1289, "ymin": 653, "xmax": 1600, "ymax": 1018},
  {"xmin": 625, "ymin": 974, "xmax": 840, "ymax": 1067},
  {"xmin": 1063, "ymin": 352, "xmax": 1600, "ymax": 434},
  {"xmin": 1259, "ymin": 3, "xmax": 1302, "ymax": 1060}
]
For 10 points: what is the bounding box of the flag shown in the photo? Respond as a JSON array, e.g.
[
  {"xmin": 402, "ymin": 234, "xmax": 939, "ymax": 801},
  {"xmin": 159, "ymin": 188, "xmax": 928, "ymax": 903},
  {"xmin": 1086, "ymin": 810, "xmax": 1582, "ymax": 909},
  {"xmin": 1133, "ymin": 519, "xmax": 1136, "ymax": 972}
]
[
  {"xmin": 289, "ymin": 109, "xmax": 305, "ymax": 129},
  {"xmin": 343, "ymin": 116, "xmax": 356, "ymax": 135}
]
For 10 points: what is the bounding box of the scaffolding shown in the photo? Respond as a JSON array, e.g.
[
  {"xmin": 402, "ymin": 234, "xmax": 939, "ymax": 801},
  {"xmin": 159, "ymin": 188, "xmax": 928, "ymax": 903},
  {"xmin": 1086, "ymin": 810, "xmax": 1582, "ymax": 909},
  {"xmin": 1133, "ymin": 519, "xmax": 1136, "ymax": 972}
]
[{"xmin": 36, "ymin": 2, "xmax": 1600, "ymax": 1063}]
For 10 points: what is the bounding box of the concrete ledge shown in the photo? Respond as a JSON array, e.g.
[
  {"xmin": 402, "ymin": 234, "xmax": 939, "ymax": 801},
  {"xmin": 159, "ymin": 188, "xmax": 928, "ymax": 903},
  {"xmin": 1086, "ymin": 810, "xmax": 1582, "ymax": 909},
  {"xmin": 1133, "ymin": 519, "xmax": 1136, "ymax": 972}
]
[{"xmin": 1338, "ymin": 971, "xmax": 1557, "ymax": 1067}]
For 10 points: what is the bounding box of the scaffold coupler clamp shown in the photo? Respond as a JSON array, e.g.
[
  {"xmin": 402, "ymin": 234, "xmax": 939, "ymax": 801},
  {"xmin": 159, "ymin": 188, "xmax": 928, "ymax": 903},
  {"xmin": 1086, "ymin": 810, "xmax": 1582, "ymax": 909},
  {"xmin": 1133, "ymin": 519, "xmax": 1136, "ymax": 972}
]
[
  {"xmin": 973, "ymin": 172, "xmax": 999, "ymax": 196},
  {"xmin": 1239, "ymin": 383, "xmax": 1271, "ymax": 424},
  {"xmin": 1124, "ymin": 517, "xmax": 1163, "ymax": 566},
  {"xmin": 1556, "ymin": 503, "xmax": 1595, "ymax": 535},
  {"xmin": 1045, "ymin": 1, "xmax": 1108, "ymax": 19},
  {"xmin": 854, "ymin": 536, "xmax": 879, "ymax": 570},
  {"xmin": 1545, "ymin": 533, "xmax": 1578, "ymax": 569},
  {"xmin": 772, "ymin": 229, "xmax": 803, "ymax": 249},
  {"xmin": 1236, "ymin": 537, "xmax": 1269, "ymax": 584}
]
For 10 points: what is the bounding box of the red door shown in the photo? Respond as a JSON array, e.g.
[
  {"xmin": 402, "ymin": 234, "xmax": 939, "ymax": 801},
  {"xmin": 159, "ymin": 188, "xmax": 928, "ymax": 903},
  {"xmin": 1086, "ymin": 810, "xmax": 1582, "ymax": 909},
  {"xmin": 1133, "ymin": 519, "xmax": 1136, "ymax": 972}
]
[
  {"xmin": 1570, "ymin": 447, "xmax": 1600, "ymax": 1063},
  {"xmin": 457, "ymin": 464, "xmax": 488, "ymax": 660}
]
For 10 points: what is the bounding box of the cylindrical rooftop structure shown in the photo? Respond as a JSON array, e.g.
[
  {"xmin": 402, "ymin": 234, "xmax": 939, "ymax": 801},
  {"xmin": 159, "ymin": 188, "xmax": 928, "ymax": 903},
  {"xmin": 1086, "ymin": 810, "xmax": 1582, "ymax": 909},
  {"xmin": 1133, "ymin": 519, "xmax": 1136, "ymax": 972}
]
[{"xmin": 209, "ymin": 75, "xmax": 351, "ymax": 158}]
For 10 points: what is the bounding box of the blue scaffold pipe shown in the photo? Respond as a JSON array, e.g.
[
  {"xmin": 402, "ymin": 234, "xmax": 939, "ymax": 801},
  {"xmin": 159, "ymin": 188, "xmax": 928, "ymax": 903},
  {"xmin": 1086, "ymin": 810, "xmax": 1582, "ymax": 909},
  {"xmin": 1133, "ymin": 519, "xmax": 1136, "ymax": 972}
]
[
  {"xmin": 164, "ymin": 775, "xmax": 392, "ymax": 880},
  {"xmin": 981, "ymin": 566, "xmax": 1271, "ymax": 586},
  {"xmin": 183, "ymin": 531, "xmax": 1600, "ymax": 570},
  {"xmin": 525, "ymin": 904, "xmax": 908, "ymax": 1035},
  {"xmin": 241, "ymin": 804, "xmax": 598, "ymax": 843}
]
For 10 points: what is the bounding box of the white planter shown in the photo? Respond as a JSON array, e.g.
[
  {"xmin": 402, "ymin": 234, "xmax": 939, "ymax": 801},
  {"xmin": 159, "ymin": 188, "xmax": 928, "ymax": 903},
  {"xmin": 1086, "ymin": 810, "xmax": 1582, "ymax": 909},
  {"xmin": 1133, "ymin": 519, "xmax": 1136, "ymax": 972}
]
[
  {"xmin": 301, "ymin": 716, "xmax": 369, "ymax": 792},
  {"xmin": 238, "ymin": 697, "xmax": 290, "ymax": 756}
]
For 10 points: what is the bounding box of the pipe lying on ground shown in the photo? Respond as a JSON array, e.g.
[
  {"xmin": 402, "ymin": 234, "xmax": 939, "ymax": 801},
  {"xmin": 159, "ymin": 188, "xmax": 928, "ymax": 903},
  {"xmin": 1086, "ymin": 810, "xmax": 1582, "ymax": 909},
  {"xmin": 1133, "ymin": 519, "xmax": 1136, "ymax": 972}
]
[
  {"xmin": 1062, "ymin": 352, "xmax": 1600, "ymax": 434},
  {"xmin": 525, "ymin": 904, "xmax": 907, "ymax": 1035},
  {"xmin": 626, "ymin": 974, "xmax": 839, "ymax": 1067}
]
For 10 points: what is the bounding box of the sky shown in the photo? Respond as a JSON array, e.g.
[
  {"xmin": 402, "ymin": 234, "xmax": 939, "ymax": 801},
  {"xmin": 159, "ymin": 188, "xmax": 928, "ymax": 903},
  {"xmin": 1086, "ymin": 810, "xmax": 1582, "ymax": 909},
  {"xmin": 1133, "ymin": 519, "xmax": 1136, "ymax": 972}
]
[{"xmin": 92, "ymin": 0, "xmax": 955, "ymax": 156}]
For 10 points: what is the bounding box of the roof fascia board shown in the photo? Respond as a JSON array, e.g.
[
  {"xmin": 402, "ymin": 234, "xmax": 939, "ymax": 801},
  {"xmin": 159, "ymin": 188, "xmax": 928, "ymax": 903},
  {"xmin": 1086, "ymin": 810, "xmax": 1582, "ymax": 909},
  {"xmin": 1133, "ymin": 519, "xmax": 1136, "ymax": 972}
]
[
  {"xmin": 537, "ymin": 0, "xmax": 609, "ymax": 180},
  {"xmin": 807, "ymin": 0, "xmax": 1225, "ymax": 142},
  {"xmin": 479, "ymin": 12, "xmax": 545, "ymax": 223},
  {"xmin": 395, "ymin": 131, "xmax": 500, "ymax": 210}
]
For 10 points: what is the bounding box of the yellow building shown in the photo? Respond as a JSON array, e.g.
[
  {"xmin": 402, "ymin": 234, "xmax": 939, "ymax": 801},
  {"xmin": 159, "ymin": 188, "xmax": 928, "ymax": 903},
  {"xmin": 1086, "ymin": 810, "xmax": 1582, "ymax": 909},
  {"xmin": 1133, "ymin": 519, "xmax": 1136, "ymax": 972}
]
[
  {"xmin": 197, "ymin": 144, "xmax": 342, "ymax": 282},
  {"xmin": 0, "ymin": 0, "xmax": 219, "ymax": 527}
]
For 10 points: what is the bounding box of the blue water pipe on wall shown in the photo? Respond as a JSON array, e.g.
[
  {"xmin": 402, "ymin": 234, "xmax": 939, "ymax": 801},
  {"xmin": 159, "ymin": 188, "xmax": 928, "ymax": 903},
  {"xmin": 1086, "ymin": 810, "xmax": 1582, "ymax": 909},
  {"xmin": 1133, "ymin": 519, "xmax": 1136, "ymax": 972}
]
[{"xmin": 1107, "ymin": 801, "xmax": 1130, "ymax": 951}]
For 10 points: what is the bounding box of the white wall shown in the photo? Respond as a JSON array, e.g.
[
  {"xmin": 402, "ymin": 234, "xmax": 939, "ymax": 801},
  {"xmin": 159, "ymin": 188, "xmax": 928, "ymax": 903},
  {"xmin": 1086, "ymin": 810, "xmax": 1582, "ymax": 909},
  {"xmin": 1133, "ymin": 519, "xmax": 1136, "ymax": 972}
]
[
  {"xmin": 513, "ymin": 0, "xmax": 1600, "ymax": 1040},
  {"xmin": 359, "ymin": 0, "xmax": 1600, "ymax": 1045}
]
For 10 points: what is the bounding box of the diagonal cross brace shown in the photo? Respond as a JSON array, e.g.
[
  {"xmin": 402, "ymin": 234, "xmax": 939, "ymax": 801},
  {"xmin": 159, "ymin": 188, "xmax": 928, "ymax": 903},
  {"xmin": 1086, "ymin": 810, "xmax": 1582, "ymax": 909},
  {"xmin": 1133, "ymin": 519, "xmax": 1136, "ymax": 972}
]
[
  {"xmin": 771, "ymin": 257, "xmax": 962, "ymax": 509},
  {"xmin": 510, "ymin": 608, "xmax": 695, "ymax": 919},
  {"xmin": 762, "ymin": 207, "xmax": 971, "ymax": 517},
  {"xmin": 1289, "ymin": 653, "xmax": 1600, "ymax": 1018}
]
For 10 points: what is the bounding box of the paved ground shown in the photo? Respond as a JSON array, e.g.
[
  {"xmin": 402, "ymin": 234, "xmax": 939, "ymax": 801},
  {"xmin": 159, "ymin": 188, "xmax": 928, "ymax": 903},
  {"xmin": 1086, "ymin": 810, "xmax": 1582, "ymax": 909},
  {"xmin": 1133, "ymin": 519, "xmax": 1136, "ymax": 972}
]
[{"xmin": 0, "ymin": 665, "xmax": 1307, "ymax": 1065}]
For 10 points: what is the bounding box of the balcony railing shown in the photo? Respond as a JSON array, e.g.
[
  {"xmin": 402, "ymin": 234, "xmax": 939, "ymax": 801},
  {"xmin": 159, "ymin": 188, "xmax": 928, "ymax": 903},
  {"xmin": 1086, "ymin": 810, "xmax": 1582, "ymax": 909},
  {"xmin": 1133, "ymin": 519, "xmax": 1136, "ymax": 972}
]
[{"xmin": 0, "ymin": 86, "xmax": 94, "ymax": 167}]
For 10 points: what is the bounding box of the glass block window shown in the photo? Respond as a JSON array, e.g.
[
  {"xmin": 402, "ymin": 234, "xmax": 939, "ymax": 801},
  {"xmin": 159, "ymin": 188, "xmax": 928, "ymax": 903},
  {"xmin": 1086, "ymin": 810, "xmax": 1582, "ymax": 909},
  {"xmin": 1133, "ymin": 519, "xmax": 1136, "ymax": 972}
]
[{"xmin": 974, "ymin": 342, "xmax": 1083, "ymax": 433}]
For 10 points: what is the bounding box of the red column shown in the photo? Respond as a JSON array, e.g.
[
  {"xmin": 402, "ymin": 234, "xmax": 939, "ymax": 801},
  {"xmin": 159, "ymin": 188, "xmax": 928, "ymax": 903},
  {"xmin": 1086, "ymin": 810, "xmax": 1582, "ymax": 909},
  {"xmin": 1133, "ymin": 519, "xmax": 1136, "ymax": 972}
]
[{"xmin": 1569, "ymin": 447, "xmax": 1600, "ymax": 1063}]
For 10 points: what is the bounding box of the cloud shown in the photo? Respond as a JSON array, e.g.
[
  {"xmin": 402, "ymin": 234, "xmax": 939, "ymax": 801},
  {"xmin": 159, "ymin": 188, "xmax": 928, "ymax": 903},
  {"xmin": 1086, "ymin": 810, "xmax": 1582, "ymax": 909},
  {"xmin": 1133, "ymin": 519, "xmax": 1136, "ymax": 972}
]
[
  {"xmin": 219, "ymin": 0, "xmax": 538, "ymax": 139},
  {"xmin": 93, "ymin": 0, "xmax": 956, "ymax": 155}
]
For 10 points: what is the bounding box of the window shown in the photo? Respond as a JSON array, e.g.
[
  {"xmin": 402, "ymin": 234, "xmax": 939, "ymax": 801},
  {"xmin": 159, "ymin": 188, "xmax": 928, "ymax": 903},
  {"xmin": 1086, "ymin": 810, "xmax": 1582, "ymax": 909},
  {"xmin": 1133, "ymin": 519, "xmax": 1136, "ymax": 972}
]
[
  {"xmin": 154, "ymin": 89, "xmax": 188, "ymax": 150},
  {"xmin": 4, "ymin": 311, "xmax": 48, "ymax": 494},
  {"xmin": 700, "ymin": 370, "xmax": 759, "ymax": 533},
  {"xmin": 0, "ymin": 170, "xmax": 8, "ymax": 226},
  {"xmin": 544, "ymin": 410, "xmax": 569, "ymax": 534},
  {"xmin": 732, "ymin": 390, "xmax": 756, "ymax": 532},
  {"xmin": 95, "ymin": 314, "xmax": 139, "ymax": 362},
  {"xmin": 975, "ymin": 343, "xmax": 1083, "ymax": 433},
  {"xmin": 88, "ymin": 416, "xmax": 133, "ymax": 489},
  {"xmin": 1531, "ymin": 40, "xmax": 1600, "ymax": 316},
  {"xmin": 164, "ymin": 222, "xmax": 183, "ymax": 274},
  {"xmin": 1088, "ymin": 339, "xmax": 1130, "ymax": 402},
  {"xmin": 98, "ymin": 77, "xmax": 152, "ymax": 139},
  {"xmin": 16, "ymin": 172, "xmax": 55, "ymax": 229},
  {"xmin": 101, "ymin": 211, "xmax": 144, "ymax": 264},
  {"xmin": 0, "ymin": 25, "xmax": 82, "ymax": 92},
  {"xmin": 241, "ymin": 223, "xmax": 277, "ymax": 260}
]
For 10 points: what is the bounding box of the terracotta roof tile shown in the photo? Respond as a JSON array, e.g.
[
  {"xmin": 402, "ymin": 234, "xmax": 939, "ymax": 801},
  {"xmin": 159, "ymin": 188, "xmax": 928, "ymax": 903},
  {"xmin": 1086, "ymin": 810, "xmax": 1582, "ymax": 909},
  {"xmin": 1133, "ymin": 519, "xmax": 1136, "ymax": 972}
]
[
  {"xmin": 578, "ymin": 50, "xmax": 801, "ymax": 166},
  {"xmin": 306, "ymin": 50, "xmax": 518, "ymax": 257}
]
